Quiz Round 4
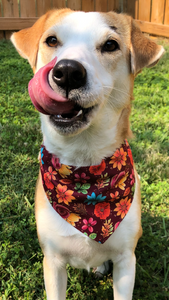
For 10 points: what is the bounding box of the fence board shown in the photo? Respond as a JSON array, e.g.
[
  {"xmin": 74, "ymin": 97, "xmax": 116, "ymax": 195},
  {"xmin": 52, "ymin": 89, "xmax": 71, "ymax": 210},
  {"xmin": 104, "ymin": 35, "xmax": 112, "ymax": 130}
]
[
  {"xmin": 138, "ymin": 0, "xmax": 151, "ymax": 22},
  {"xmin": 2, "ymin": 0, "xmax": 19, "ymax": 17},
  {"xmin": 151, "ymin": 0, "xmax": 165, "ymax": 24},
  {"xmin": 82, "ymin": 0, "xmax": 94, "ymax": 12},
  {"xmin": 107, "ymin": 0, "xmax": 116, "ymax": 11},
  {"xmin": 52, "ymin": 0, "xmax": 66, "ymax": 9},
  {"xmin": 37, "ymin": 0, "xmax": 52, "ymax": 16},
  {"xmin": 1, "ymin": 0, "xmax": 169, "ymax": 39},
  {"xmin": 126, "ymin": 0, "xmax": 137, "ymax": 18},
  {"xmin": 136, "ymin": 20, "xmax": 169, "ymax": 38},
  {"xmin": 164, "ymin": 0, "xmax": 169, "ymax": 25},
  {"xmin": 67, "ymin": 0, "xmax": 81, "ymax": 10},
  {"xmin": 20, "ymin": 0, "xmax": 36, "ymax": 17},
  {"xmin": 95, "ymin": 0, "xmax": 108, "ymax": 12},
  {"xmin": 0, "ymin": 17, "xmax": 37, "ymax": 30}
]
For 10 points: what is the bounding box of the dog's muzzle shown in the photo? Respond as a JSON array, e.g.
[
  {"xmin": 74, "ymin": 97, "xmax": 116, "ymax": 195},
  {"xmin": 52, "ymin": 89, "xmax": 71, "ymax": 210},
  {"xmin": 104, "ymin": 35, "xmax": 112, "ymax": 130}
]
[{"xmin": 28, "ymin": 57, "xmax": 95, "ymax": 131}]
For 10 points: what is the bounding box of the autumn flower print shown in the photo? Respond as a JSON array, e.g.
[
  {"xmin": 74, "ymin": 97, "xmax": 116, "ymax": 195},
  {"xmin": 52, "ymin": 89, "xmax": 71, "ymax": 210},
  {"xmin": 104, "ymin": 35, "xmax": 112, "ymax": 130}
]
[
  {"xmin": 89, "ymin": 159, "xmax": 106, "ymax": 175},
  {"xmin": 58, "ymin": 165, "xmax": 72, "ymax": 178},
  {"xmin": 40, "ymin": 141, "xmax": 135, "ymax": 243},
  {"xmin": 96, "ymin": 174, "xmax": 110, "ymax": 189},
  {"xmin": 111, "ymin": 171, "xmax": 128, "ymax": 190},
  {"xmin": 110, "ymin": 147, "xmax": 127, "ymax": 170},
  {"xmin": 101, "ymin": 219, "xmax": 113, "ymax": 238},
  {"xmin": 123, "ymin": 187, "xmax": 130, "ymax": 197},
  {"xmin": 130, "ymin": 169, "xmax": 135, "ymax": 185},
  {"xmin": 73, "ymin": 203, "xmax": 87, "ymax": 215},
  {"xmin": 127, "ymin": 148, "xmax": 133, "ymax": 166},
  {"xmin": 51, "ymin": 155, "xmax": 61, "ymax": 169},
  {"xmin": 110, "ymin": 191, "xmax": 119, "ymax": 202},
  {"xmin": 114, "ymin": 222, "xmax": 120, "ymax": 231},
  {"xmin": 82, "ymin": 218, "xmax": 97, "ymax": 233},
  {"xmin": 55, "ymin": 204, "xmax": 70, "ymax": 219},
  {"xmin": 114, "ymin": 197, "xmax": 131, "ymax": 219},
  {"xmin": 59, "ymin": 179, "xmax": 72, "ymax": 185},
  {"xmin": 74, "ymin": 172, "xmax": 90, "ymax": 183},
  {"xmin": 56, "ymin": 184, "xmax": 75, "ymax": 205},
  {"xmin": 84, "ymin": 192, "xmax": 106, "ymax": 205},
  {"xmin": 66, "ymin": 213, "xmax": 81, "ymax": 226},
  {"xmin": 44, "ymin": 166, "xmax": 57, "ymax": 189},
  {"xmin": 40, "ymin": 147, "xmax": 44, "ymax": 165},
  {"xmin": 94, "ymin": 202, "xmax": 110, "ymax": 219}
]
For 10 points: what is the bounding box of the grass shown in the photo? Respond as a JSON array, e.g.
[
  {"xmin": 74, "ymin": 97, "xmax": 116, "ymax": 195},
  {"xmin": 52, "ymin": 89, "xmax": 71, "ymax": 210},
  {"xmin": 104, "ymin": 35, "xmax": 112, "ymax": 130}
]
[{"xmin": 0, "ymin": 39, "xmax": 169, "ymax": 300}]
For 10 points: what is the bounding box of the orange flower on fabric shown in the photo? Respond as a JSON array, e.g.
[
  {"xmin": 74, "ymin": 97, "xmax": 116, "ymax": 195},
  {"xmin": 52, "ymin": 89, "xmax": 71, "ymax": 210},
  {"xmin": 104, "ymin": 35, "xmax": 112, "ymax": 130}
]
[
  {"xmin": 94, "ymin": 202, "xmax": 110, "ymax": 220},
  {"xmin": 89, "ymin": 160, "xmax": 106, "ymax": 175},
  {"xmin": 110, "ymin": 147, "xmax": 127, "ymax": 170},
  {"xmin": 114, "ymin": 197, "xmax": 131, "ymax": 219},
  {"xmin": 110, "ymin": 191, "xmax": 119, "ymax": 202},
  {"xmin": 66, "ymin": 213, "xmax": 81, "ymax": 226},
  {"xmin": 56, "ymin": 184, "xmax": 75, "ymax": 205},
  {"xmin": 44, "ymin": 166, "xmax": 57, "ymax": 189}
]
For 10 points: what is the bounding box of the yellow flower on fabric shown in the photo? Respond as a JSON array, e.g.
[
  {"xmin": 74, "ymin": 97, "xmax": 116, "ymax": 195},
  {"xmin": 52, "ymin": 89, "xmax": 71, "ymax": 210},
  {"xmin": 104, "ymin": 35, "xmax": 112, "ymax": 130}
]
[{"xmin": 66, "ymin": 213, "xmax": 81, "ymax": 226}]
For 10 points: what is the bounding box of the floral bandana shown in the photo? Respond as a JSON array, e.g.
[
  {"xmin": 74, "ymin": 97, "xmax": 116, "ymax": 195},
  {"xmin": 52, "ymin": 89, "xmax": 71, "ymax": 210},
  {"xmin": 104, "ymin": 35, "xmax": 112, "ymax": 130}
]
[{"xmin": 40, "ymin": 140, "xmax": 135, "ymax": 244}]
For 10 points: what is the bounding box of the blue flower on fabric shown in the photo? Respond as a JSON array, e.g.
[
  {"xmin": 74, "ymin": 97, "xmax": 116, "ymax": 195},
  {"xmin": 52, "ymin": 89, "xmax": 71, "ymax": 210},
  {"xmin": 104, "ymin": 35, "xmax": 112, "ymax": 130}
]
[
  {"xmin": 84, "ymin": 192, "xmax": 106, "ymax": 205},
  {"xmin": 41, "ymin": 147, "xmax": 44, "ymax": 165}
]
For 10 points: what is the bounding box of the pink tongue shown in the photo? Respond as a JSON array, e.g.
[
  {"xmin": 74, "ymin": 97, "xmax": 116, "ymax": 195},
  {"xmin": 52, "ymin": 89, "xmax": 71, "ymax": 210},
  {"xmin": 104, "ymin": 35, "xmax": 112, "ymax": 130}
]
[{"xmin": 28, "ymin": 57, "xmax": 74, "ymax": 115}]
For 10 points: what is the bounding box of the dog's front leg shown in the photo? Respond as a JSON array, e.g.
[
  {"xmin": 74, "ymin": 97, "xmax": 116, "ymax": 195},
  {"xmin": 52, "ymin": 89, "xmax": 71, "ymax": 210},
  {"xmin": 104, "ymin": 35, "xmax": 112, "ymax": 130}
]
[
  {"xmin": 113, "ymin": 252, "xmax": 136, "ymax": 300},
  {"xmin": 43, "ymin": 256, "xmax": 67, "ymax": 300}
]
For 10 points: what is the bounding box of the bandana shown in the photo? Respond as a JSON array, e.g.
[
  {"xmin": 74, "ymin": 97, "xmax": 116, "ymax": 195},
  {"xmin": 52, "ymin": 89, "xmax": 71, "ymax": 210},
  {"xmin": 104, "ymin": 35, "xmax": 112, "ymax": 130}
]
[{"xmin": 40, "ymin": 140, "xmax": 135, "ymax": 244}]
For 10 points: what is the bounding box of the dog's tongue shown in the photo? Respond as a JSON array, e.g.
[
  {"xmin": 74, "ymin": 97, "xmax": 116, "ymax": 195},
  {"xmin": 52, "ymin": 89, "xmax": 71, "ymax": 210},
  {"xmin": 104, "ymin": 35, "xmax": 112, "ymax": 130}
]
[{"xmin": 28, "ymin": 57, "xmax": 74, "ymax": 115}]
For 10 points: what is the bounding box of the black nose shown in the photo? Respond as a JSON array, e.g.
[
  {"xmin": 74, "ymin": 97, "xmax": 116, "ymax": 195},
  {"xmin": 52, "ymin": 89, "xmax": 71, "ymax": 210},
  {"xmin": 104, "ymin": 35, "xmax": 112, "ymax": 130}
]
[{"xmin": 52, "ymin": 59, "xmax": 87, "ymax": 93}]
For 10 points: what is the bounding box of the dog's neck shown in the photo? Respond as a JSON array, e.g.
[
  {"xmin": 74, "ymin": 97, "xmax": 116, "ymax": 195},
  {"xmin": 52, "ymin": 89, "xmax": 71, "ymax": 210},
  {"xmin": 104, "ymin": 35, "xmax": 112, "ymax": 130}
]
[{"xmin": 41, "ymin": 106, "xmax": 131, "ymax": 167}]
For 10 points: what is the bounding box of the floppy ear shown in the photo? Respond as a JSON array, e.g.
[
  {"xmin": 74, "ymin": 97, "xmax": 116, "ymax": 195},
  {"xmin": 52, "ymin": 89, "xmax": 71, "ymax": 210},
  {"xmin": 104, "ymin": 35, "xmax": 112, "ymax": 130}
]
[
  {"xmin": 11, "ymin": 12, "xmax": 50, "ymax": 70},
  {"xmin": 130, "ymin": 19, "xmax": 165, "ymax": 75}
]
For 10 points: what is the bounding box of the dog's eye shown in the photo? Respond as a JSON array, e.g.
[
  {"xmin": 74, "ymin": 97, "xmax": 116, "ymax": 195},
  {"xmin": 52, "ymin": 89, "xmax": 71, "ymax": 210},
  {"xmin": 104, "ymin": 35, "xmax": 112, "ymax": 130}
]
[
  {"xmin": 102, "ymin": 40, "xmax": 119, "ymax": 52},
  {"xmin": 46, "ymin": 36, "xmax": 58, "ymax": 47}
]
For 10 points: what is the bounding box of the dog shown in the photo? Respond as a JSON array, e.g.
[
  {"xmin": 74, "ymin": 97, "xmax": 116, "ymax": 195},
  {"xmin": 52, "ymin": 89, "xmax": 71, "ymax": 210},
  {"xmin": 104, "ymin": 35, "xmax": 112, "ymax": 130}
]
[{"xmin": 11, "ymin": 8, "xmax": 164, "ymax": 300}]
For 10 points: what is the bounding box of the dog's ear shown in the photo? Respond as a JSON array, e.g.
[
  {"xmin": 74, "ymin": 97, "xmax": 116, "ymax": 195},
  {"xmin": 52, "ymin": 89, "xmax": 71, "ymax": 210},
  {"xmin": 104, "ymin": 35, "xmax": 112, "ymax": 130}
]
[
  {"xmin": 11, "ymin": 13, "xmax": 49, "ymax": 70},
  {"xmin": 130, "ymin": 19, "xmax": 165, "ymax": 75}
]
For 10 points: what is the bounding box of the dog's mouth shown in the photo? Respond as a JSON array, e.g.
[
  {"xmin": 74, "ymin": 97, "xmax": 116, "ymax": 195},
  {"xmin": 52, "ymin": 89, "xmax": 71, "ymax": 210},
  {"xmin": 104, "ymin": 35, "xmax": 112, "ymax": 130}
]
[
  {"xmin": 50, "ymin": 103, "xmax": 94, "ymax": 126},
  {"xmin": 28, "ymin": 57, "xmax": 96, "ymax": 130}
]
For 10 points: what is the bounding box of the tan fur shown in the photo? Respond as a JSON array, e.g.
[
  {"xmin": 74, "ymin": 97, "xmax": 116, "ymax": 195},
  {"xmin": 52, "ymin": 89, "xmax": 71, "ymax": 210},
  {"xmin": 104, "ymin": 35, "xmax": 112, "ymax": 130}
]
[
  {"xmin": 11, "ymin": 9, "xmax": 164, "ymax": 300},
  {"xmin": 11, "ymin": 9, "xmax": 72, "ymax": 68}
]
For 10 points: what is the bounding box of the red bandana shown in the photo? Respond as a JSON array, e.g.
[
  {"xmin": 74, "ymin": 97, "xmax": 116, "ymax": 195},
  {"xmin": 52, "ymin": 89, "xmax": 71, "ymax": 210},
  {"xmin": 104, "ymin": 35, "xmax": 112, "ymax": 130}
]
[{"xmin": 40, "ymin": 140, "xmax": 135, "ymax": 244}]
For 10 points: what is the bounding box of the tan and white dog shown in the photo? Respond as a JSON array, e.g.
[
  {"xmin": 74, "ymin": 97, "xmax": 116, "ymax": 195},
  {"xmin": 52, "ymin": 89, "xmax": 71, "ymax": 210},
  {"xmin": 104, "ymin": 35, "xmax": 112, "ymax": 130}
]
[{"xmin": 11, "ymin": 8, "xmax": 164, "ymax": 300}]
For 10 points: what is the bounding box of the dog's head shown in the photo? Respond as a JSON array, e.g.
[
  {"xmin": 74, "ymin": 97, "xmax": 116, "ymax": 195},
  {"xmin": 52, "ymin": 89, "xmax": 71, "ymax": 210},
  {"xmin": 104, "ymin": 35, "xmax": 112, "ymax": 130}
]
[{"xmin": 11, "ymin": 9, "xmax": 164, "ymax": 143}]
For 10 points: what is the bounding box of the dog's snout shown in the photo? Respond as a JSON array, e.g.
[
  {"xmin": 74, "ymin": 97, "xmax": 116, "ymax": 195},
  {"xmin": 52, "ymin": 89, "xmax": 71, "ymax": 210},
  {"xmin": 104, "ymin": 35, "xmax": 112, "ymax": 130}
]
[{"xmin": 52, "ymin": 59, "xmax": 86, "ymax": 92}]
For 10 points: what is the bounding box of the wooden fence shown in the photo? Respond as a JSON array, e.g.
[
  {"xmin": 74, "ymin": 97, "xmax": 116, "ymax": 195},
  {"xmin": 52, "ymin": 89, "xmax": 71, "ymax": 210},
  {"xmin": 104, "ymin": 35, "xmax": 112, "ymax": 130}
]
[{"xmin": 0, "ymin": 0, "xmax": 169, "ymax": 39}]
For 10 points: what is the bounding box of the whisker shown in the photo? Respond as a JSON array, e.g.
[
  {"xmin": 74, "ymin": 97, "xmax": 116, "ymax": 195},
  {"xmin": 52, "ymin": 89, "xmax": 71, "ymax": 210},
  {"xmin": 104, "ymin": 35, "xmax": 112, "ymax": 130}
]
[{"xmin": 103, "ymin": 85, "xmax": 131, "ymax": 98}]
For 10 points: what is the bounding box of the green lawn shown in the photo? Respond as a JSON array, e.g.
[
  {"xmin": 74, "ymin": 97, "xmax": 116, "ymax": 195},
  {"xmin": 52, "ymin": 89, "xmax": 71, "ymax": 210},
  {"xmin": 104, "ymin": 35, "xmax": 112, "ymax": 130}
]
[{"xmin": 0, "ymin": 39, "xmax": 169, "ymax": 300}]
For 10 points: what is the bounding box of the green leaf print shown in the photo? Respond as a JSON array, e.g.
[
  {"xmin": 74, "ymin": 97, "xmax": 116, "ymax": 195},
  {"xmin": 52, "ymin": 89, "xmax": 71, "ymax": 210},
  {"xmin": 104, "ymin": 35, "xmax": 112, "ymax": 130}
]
[
  {"xmin": 89, "ymin": 233, "xmax": 97, "ymax": 240},
  {"xmin": 75, "ymin": 183, "xmax": 91, "ymax": 194}
]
